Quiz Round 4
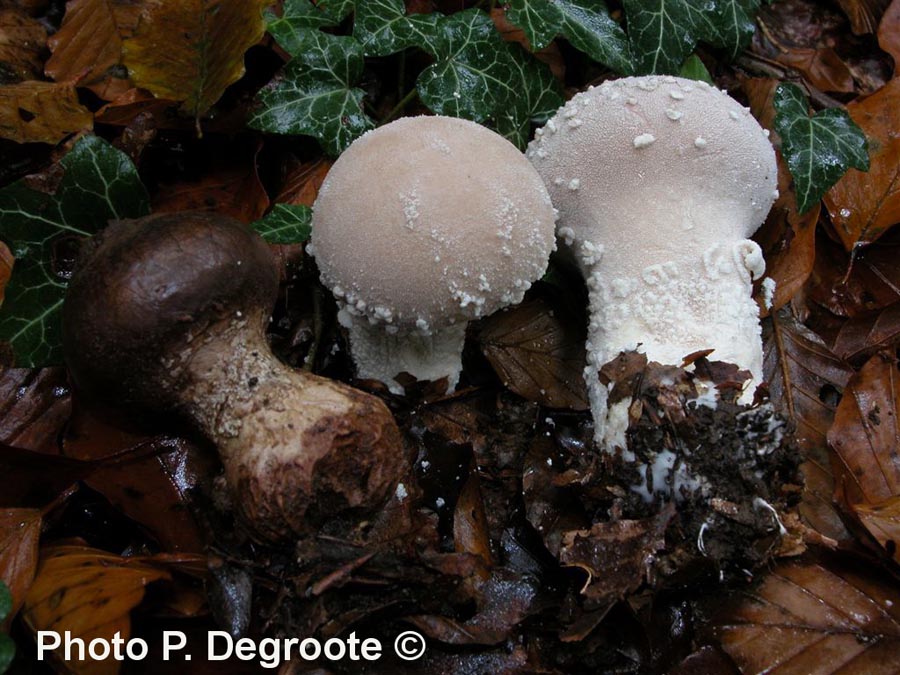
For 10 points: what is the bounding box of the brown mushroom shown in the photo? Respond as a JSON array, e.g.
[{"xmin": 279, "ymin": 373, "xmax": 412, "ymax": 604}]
[{"xmin": 62, "ymin": 212, "xmax": 405, "ymax": 541}]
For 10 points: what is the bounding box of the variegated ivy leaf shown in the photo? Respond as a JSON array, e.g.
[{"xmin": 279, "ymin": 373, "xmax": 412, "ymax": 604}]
[
  {"xmin": 774, "ymin": 83, "xmax": 869, "ymax": 214},
  {"xmin": 0, "ymin": 135, "xmax": 150, "ymax": 366},
  {"xmin": 249, "ymin": 30, "xmax": 375, "ymax": 156},
  {"xmin": 507, "ymin": 0, "xmax": 634, "ymax": 74},
  {"xmin": 416, "ymin": 9, "xmax": 563, "ymax": 148},
  {"xmin": 622, "ymin": 0, "xmax": 759, "ymax": 74},
  {"xmin": 251, "ymin": 204, "xmax": 312, "ymax": 244},
  {"xmin": 354, "ymin": 0, "xmax": 441, "ymax": 56}
]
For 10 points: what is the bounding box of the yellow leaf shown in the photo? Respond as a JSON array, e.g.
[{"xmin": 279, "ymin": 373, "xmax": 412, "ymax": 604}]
[
  {"xmin": 45, "ymin": 0, "xmax": 142, "ymax": 101},
  {"xmin": 0, "ymin": 80, "xmax": 92, "ymax": 144},
  {"xmin": 122, "ymin": 0, "xmax": 269, "ymax": 120},
  {"xmin": 23, "ymin": 545, "xmax": 170, "ymax": 675}
]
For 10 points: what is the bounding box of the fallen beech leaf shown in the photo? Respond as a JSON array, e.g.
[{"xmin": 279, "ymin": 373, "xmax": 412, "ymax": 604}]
[
  {"xmin": 0, "ymin": 8, "xmax": 46, "ymax": 83},
  {"xmin": 453, "ymin": 472, "xmax": 493, "ymax": 567},
  {"xmin": 854, "ymin": 494, "xmax": 900, "ymax": 562},
  {"xmin": 838, "ymin": 0, "xmax": 893, "ymax": 33},
  {"xmin": 776, "ymin": 46, "xmax": 856, "ymax": 93},
  {"xmin": 23, "ymin": 545, "xmax": 171, "ymax": 675},
  {"xmin": 94, "ymin": 88, "xmax": 180, "ymax": 127},
  {"xmin": 0, "ymin": 443, "xmax": 92, "ymax": 507},
  {"xmin": 879, "ymin": 0, "xmax": 900, "ymax": 73},
  {"xmin": 763, "ymin": 309, "xmax": 853, "ymax": 542},
  {"xmin": 0, "ymin": 508, "xmax": 40, "ymax": 625},
  {"xmin": 0, "ymin": 241, "xmax": 11, "ymax": 302},
  {"xmin": 122, "ymin": 0, "xmax": 269, "ymax": 119},
  {"xmin": 479, "ymin": 297, "xmax": 589, "ymax": 410},
  {"xmin": 743, "ymin": 76, "xmax": 779, "ymax": 131},
  {"xmin": 276, "ymin": 156, "xmax": 332, "ymax": 206},
  {"xmin": 0, "ymin": 80, "xmax": 92, "ymax": 144},
  {"xmin": 0, "ymin": 367, "xmax": 71, "ymax": 453},
  {"xmin": 825, "ymin": 77, "xmax": 900, "ymax": 251},
  {"xmin": 44, "ymin": 0, "xmax": 141, "ymax": 100},
  {"xmin": 828, "ymin": 351, "xmax": 900, "ymax": 506},
  {"xmin": 829, "ymin": 303, "xmax": 900, "ymax": 364},
  {"xmin": 708, "ymin": 555, "xmax": 900, "ymax": 674}
]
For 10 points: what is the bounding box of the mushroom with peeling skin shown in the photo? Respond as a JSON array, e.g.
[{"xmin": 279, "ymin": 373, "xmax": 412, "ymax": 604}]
[
  {"xmin": 310, "ymin": 115, "xmax": 558, "ymax": 394},
  {"xmin": 62, "ymin": 212, "xmax": 405, "ymax": 542},
  {"xmin": 527, "ymin": 75, "xmax": 778, "ymax": 451}
]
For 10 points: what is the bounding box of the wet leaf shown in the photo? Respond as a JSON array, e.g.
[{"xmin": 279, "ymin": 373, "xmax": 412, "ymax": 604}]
[
  {"xmin": 829, "ymin": 303, "xmax": 900, "ymax": 365},
  {"xmin": 854, "ymin": 494, "xmax": 900, "ymax": 562},
  {"xmin": 22, "ymin": 545, "xmax": 171, "ymax": 675},
  {"xmin": 0, "ymin": 508, "xmax": 40, "ymax": 624},
  {"xmin": 122, "ymin": 0, "xmax": 269, "ymax": 119},
  {"xmin": 505, "ymin": 0, "xmax": 634, "ymax": 74},
  {"xmin": 837, "ymin": 0, "xmax": 892, "ymax": 35},
  {"xmin": 93, "ymin": 88, "xmax": 180, "ymax": 128},
  {"xmin": 249, "ymin": 30, "xmax": 375, "ymax": 156},
  {"xmin": 0, "ymin": 135, "xmax": 150, "ymax": 366},
  {"xmin": 763, "ymin": 309, "xmax": 854, "ymax": 541},
  {"xmin": 0, "ymin": 367, "xmax": 71, "ymax": 452},
  {"xmin": 879, "ymin": 0, "xmax": 900, "ymax": 73},
  {"xmin": 250, "ymin": 204, "xmax": 312, "ymax": 244},
  {"xmin": 623, "ymin": 0, "xmax": 759, "ymax": 74},
  {"xmin": 828, "ymin": 351, "xmax": 900, "ymax": 507},
  {"xmin": 453, "ymin": 472, "xmax": 493, "ymax": 567},
  {"xmin": 479, "ymin": 297, "xmax": 589, "ymax": 410},
  {"xmin": 415, "ymin": 9, "xmax": 564, "ymax": 148},
  {"xmin": 0, "ymin": 443, "xmax": 92, "ymax": 507},
  {"xmin": 0, "ymin": 81, "xmax": 92, "ymax": 144},
  {"xmin": 0, "ymin": 8, "xmax": 46, "ymax": 83},
  {"xmin": 824, "ymin": 77, "xmax": 900, "ymax": 250},
  {"xmin": 275, "ymin": 156, "xmax": 331, "ymax": 205},
  {"xmin": 708, "ymin": 555, "xmax": 900, "ymax": 674},
  {"xmin": 44, "ymin": 0, "xmax": 141, "ymax": 100},
  {"xmin": 268, "ymin": 0, "xmax": 354, "ymax": 54},
  {"xmin": 354, "ymin": 0, "xmax": 441, "ymax": 56},
  {"xmin": 774, "ymin": 82, "xmax": 869, "ymax": 214}
]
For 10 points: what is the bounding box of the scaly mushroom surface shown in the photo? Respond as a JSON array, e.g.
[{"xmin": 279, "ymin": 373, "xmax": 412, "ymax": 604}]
[
  {"xmin": 310, "ymin": 115, "xmax": 557, "ymax": 393},
  {"xmin": 63, "ymin": 212, "xmax": 405, "ymax": 541},
  {"xmin": 527, "ymin": 76, "xmax": 778, "ymax": 449}
]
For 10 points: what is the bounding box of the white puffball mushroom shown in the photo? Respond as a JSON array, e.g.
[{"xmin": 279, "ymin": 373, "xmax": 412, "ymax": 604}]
[
  {"xmin": 527, "ymin": 76, "xmax": 777, "ymax": 448},
  {"xmin": 311, "ymin": 116, "xmax": 557, "ymax": 393}
]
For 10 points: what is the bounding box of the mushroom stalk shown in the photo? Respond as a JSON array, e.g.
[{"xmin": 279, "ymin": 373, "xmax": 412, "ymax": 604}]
[
  {"xmin": 527, "ymin": 76, "xmax": 778, "ymax": 449},
  {"xmin": 63, "ymin": 213, "xmax": 405, "ymax": 541}
]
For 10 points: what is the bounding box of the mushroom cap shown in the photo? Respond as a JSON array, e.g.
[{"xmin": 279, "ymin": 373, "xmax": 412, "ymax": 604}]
[
  {"xmin": 310, "ymin": 116, "xmax": 557, "ymax": 332},
  {"xmin": 527, "ymin": 76, "xmax": 777, "ymax": 277},
  {"xmin": 63, "ymin": 212, "xmax": 278, "ymax": 413}
]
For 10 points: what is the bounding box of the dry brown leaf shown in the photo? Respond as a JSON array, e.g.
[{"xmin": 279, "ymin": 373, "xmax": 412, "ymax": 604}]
[
  {"xmin": 743, "ymin": 76, "xmax": 779, "ymax": 131},
  {"xmin": 276, "ymin": 156, "xmax": 332, "ymax": 206},
  {"xmin": 23, "ymin": 545, "xmax": 171, "ymax": 675},
  {"xmin": 709, "ymin": 555, "xmax": 900, "ymax": 674},
  {"xmin": 45, "ymin": 0, "xmax": 141, "ymax": 101},
  {"xmin": 0, "ymin": 80, "xmax": 92, "ymax": 143},
  {"xmin": 0, "ymin": 367, "xmax": 72, "ymax": 453},
  {"xmin": 854, "ymin": 494, "xmax": 900, "ymax": 561},
  {"xmin": 829, "ymin": 351, "xmax": 900, "ymax": 506},
  {"xmin": 763, "ymin": 309, "xmax": 853, "ymax": 542},
  {"xmin": 879, "ymin": 0, "xmax": 900, "ymax": 73},
  {"xmin": 152, "ymin": 161, "xmax": 270, "ymax": 224},
  {"xmin": 777, "ymin": 46, "xmax": 857, "ymax": 93},
  {"xmin": 829, "ymin": 303, "xmax": 900, "ymax": 364},
  {"xmin": 93, "ymin": 87, "xmax": 179, "ymax": 127},
  {"xmin": 122, "ymin": 0, "xmax": 269, "ymax": 119},
  {"xmin": 0, "ymin": 240, "xmax": 12, "ymax": 303},
  {"xmin": 479, "ymin": 297, "xmax": 589, "ymax": 410},
  {"xmin": 453, "ymin": 472, "xmax": 493, "ymax": 568},
  {"xmin": 825, "ymin": 77, "xmax": 900, "ymax": 251},
  {"xmin": 837, "ymin": 0, "xmax": 893, "ymax": 34},
  {"xmin": 0, "ymin": 7, "xmax": 46, "ymax": 83},
  {"xmin": 0, "ymin": 508, "xmax": 40, "ymax": 626}
]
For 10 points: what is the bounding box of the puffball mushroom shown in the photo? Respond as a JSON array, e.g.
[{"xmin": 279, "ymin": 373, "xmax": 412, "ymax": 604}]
[
  {"xmin": 62, "ymin": 212, "xmax": 405, "ymax": 542},
  {"xmin": 310, "ymin": 115, "xmax": 557, "ymax": 393},
  {"xmin": 527, "ymin": 76, "xmax": 778, "ymax": 447}
]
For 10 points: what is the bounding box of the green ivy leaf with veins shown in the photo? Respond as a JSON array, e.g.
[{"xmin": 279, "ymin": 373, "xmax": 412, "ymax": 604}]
[
  {"xmin": 774, "ymin": 83, "xmax": 869, "ymax": 215},
  {"xmin": 249, "ymin": 30, "xmax": 375, "ymax": 156},
  {"xmin": 416, "ymin": 9, "xmax": 563, "ymax": 148},
  {"xmin": 622, "ymin": 0, "xmax": 759, "ymax": 74},
  {"xmin": 506, "ymin": 0, "xmax": 634, "ymax": 74},
  {"xmin": 354, "ymin": 0, "xmax": 441, "ymax": 56},
  {"xmin": 266, "ymin": 0, "xmax": 354, "ymax": 53},
  {"xmin": 251, "ymin": 204, "xmax": 312, "ymax": 244},
  {"xmin": 0, "ymin": 135, "xmax": 150, "ymax": 367}
]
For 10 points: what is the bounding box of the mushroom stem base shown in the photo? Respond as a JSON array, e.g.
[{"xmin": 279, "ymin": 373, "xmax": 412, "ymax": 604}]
[{"xmin": 341, "ymin": 312, "xmax": 467, "ymax": 394}]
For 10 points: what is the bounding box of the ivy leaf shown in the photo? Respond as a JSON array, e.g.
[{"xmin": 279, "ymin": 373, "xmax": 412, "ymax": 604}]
[
  {"xmin": 251, "ymin": 204, "xmax": 312, "ymax": 244},
  {"xmin": 249, "ymin": 30, "xmax": 375, "ymax": 156},
  {"xmin": 416, "ymin": 9, "xmax": 563, "ymax": 148},
  {"xmin": 622, "ymin": 0, "xmax": 758, "ymax": 74},
  {"xmin": 354, "ymin": 0, "xmax": 441, "ymax": 56},
  {"xmin": 506, "ymin": 0, "xmax": 633, "ymax": 74},
  {"xmin": 678, "ymin": 54, "xmax": 712, "ymax": 83},
  {"xmin": 0, "ymin": 634, "xmax": 12, "ymax": 675},
  {"xmin": 774, "ymin": 83, "xmax": 869, "ymax": 214},
  {"xmin": 0, "ymin": 136, "xmax": 150, "ymax": 367},
  {"xmin": 0, "ymin": 581, "xmax": 10, "ymax": 621},
  {"xmin": 267, "ymin": 0, "xmax": 355, "ymax": 54}
]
